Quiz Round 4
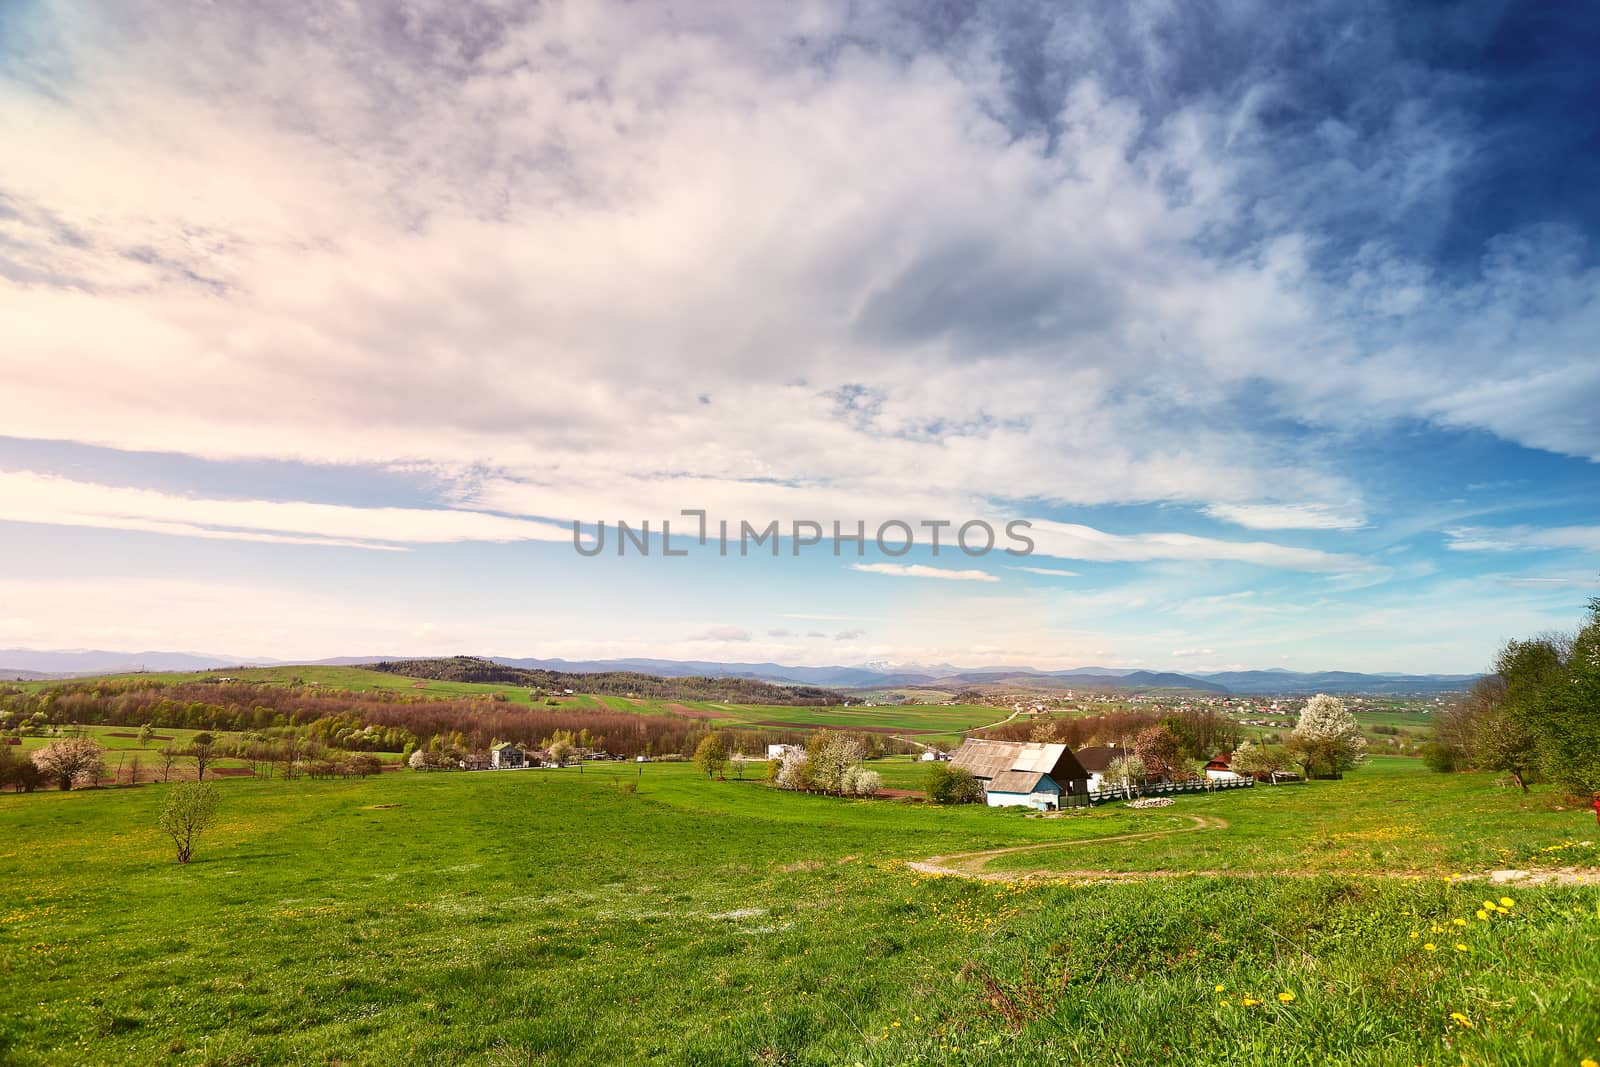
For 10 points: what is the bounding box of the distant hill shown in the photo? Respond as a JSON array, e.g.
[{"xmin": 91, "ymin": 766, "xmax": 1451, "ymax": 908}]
[
  {"xmin": 365, "ymin": 656, "xmax": 844, "ymax": 705},
  {"xmin": 1190, "ymin": 669, "xmax": 1481, "ymax": 695},
  {"xmin": 0, "ymin": 648, "xmax": 273, "ymax": 675},
  {"xmin": 0, "ymin": 647, "xmax": 1482, "ymax": 695}
]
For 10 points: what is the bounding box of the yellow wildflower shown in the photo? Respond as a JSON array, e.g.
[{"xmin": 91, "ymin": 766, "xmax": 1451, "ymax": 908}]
[
  {"xmin": 1455, "ymin": 943, "xmax": 1470, "ymax": 952},
  {"xmin": 1278, "ymin": 992, "xmax": 1295, "ymax": 1003},
  {"xmin": 1450, "ymin": 1012, "xmax": 1474, "ymax": 1028},
  {"xmin": 1215, "ymin": 984, "xmax": 1226, "ymax": 992},
  {"xmin": 1424, "ymin": 943, "xmax": 1437, "ymax": 951},
  {"xmin": 1409, "ymin": 931, "xmax": 1420, "ymax": 939},
  {"xmin": 1452, "ymin": 918, "xmax": 1467, "ymax": 926},
  {"xmin": 1242, "ymin": 997, "xmax": 1261, "ymax": 1006},
  {"xmin": 1482, "ymin": 899, "xmax": 1496, "ymax": 909},
  {"xmin": 1499, "ymin": 897, "xmax": 1515, "ymax": 907},
  {"xmin": 1476, "ymin": 909, "xmax": 1490, "ymax": 920}
]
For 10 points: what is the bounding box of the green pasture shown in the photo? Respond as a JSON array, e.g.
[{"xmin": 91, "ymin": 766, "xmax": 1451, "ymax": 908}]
[{"xmin": 2, "ymin": 757, "xmax": 1596, "ymax": 1066}]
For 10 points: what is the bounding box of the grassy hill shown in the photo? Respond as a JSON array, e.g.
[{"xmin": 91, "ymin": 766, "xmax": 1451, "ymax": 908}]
[{"xmin": 0, "ymin": 758, "xmax": 1595, "ymax": 1064}]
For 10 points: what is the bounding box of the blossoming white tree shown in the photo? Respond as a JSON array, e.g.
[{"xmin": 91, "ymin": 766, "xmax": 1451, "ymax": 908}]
[
  {"xmin": 1289, "ymin": 693, "xmax": 1368, "ymax": 779},
  {"xmin": 31, "ymin": 737, "xmax": 107, "ymax": 791}
]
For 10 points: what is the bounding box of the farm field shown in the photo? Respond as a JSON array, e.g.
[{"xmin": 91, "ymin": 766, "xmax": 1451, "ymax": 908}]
[
  {"xmin": 2, "ymin": 759, "xmax": 1597, "ymax": 1065},
  {"xmin": 5, "ymin": 725, "xmax": 406, "ymax": 780},
  {"xmin": 6, "ymin": 666, "xmax": 1012, "ymax": 744}
]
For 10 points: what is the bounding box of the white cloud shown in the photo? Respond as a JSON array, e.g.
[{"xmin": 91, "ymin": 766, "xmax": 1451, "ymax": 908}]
[
  {"xmin": 1203, "ymin": 503, "xmax": 1366, "ymax": 531},
  {"xmin": 1445, "ymin": 525, "xmax": 1600, "ymax": 553},
  {"xmin": 1010, "ymin": 566, "xmax": 1082, "ymax": 577},
  {"xmin": 0, "ymin": 470, "xmax": 567, "ymax": 548},
  {"xmin": 1027, "ymin": 520, "xmax": 1363, "ymax": 573},
  {"xmin": 688, "ymin": 626, "xmax": 751, "ymax": 642},
  {"xmin": 851, "ymin": 563, "xmax": 1000, "ymax": 582},
  {"xmin": 1170, "ymin": 648, "xmax": 1215, "ymax": 657}
]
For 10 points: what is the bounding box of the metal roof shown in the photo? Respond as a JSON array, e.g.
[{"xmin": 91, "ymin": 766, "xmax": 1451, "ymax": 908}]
[
  {"xmin": 949, "ymin": 740, "xmax": 1090, "ymax": 783},
  {"xmin": 987, "ymin": 770, "xmax": 1056, "ymax": 794}
]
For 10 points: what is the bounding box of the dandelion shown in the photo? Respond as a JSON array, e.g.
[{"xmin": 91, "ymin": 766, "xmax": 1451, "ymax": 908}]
[
  {"xmin": 1500, "ymin": 897, "xmax": 1515, "ymax": 907},
  {"xmin": 1215, "ymin": 984, "xmax": 1226, "ymax": 993},
  {"xmin": 1409, "ymin": 931, "xmax": 1420, "ymax": 939},
  {"xmin": 1476, "ymin": 909, "xmax": 1490, "ymax": 920},
  {"xmin": 1278, "ymin": 992, "xmax": 1295, "ymax": 1003},
  {"xmin": 1424, "ymin": 943, "xmax": 1437, "ymax": 951},
  {"xmin": 1450, "ymin": 1012, "xmax": 1474, "ymax": 1029},
  {"xmin": 1483, "ymin": 899, "xmax": 1496, "ymax": 909},
  {"xmin": 1455, "ymin": 943, "xmax": 1470, "ymax": 952},
  {"xmin": 1584, "ymin": 1060, "xmax": 1599, "ymax": 1067},
  {"xmin": 1452, "ymin": 917, "xmax": 1467, "ymax": 927},
  {"xmin": 1242, "ymin": 997, "xmax": 1261, "ymax": 1006}
]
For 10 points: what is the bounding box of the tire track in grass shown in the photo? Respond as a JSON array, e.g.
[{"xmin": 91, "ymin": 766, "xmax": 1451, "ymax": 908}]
[{"xmin": 906, "ymin": 815, "xmax": 1600, "ymax": 885}]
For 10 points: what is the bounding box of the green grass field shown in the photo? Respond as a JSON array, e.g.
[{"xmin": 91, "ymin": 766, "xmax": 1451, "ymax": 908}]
[{"xmin": 2, "ymin": 757, "xmax": 1597, "ymax": 1065}]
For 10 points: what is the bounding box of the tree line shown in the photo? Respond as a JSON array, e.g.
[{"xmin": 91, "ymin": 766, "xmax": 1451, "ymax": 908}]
[
  {"xmin": 1424, "ymin": 594, "xmax": 1600, "ymax": 796},
  {"xmin": 365, "ymin": 657, "xmax": 843, "ymax": 704}
]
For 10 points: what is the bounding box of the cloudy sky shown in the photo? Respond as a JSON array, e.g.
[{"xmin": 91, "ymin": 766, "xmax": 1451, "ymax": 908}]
[{"xmin": 2, "ymin": 0, "xmax": 1597, "ymax": 673}]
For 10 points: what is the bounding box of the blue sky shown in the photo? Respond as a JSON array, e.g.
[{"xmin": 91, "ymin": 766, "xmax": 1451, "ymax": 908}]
[{"xmin": 0, "ymin": 0, "xmax": 1597, "ymax": 672}]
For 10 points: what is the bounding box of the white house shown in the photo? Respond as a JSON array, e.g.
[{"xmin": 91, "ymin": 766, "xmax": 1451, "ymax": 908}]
[
  {"xmin": 490, "ymin": 742, "xmax": 526, "ymax": 769},
  {"xmin": 1072, "ymin": 744, "xmax": 1128, "ymax": 792},
  {"xmin": 948, "ymin": 740, "xmax": 1091, "ymax": 811},
  {"xmin": 766, "ymin": 743, "xmax": 802, "ymax": 760},
  {"xmin": 1204, "ymin": 753, "xmax": 1246, "ymax": 782},
  {"xmin": 983, "ymin": 770, "xmax": 1063, "ymax": 810}
]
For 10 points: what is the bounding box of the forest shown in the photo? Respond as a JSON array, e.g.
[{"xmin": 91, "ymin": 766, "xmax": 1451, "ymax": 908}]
[
  {"xmin": 365, "ymin": 656, "xmax": 843, "ymax": 704},
  {"xmin": 0, "ymin": 678, "xmax": 809, "ymax": 760}
]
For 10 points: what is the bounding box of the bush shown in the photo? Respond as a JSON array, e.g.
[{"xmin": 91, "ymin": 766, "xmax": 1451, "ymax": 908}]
[
  {"xmin": 850, "ymin": 769, "xmax": 882, "ymax": 797},
  {"xmin": 926, "ymin": 763, "xmax": 983, "ymax": 804}
]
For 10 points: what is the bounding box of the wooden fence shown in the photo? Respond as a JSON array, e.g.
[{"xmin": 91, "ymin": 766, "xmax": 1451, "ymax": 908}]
[{"xmin": 1088, "ymin": 776, "xmax": 1255, "ymax": 805}]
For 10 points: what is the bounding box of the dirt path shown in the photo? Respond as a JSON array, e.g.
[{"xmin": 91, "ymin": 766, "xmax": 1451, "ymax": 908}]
[
  {"xmin": 907, "ymin": 814, "xmax": 1600, "ymax": 886},
  {"xmin": 909, "ymin": 813, "xmax": 1228, "ymax": 879}
]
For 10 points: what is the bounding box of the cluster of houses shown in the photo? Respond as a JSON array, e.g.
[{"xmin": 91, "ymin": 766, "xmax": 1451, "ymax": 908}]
[{"xmin": 947, "ymin": 739, "xmax": 1268, "ymax": 811}]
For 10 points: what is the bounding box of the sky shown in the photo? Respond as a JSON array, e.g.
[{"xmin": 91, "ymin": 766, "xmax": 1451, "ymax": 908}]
[{"xmin": 1, "ymin": 0, "xmax": 1598, "ymax": 674}]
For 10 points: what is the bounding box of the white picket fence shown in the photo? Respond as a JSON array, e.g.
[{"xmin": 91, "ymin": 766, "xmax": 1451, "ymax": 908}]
[{"xmin": 1088, "ymin": 776, "xmax": 1255, "ymax": 805}]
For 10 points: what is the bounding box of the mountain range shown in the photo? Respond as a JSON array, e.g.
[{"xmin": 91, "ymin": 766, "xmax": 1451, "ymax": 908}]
[{"xmin": 0, "ymin": 648, "xmax": 1481, "ymax": 695}]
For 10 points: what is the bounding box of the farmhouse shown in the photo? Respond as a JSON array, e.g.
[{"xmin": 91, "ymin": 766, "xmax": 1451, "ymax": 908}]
[
  {"xmin": 490, "ymin": 742, "xmax": 526, "ymax": 769},
  {"xmin": 949, "ymin": 740, "xmax": 1090, "ymax": 810},
  {"xmin": 1204, "ymin": 752, "xmax": 1245, "ymax": 782},
  {"xmin": 766, "ymin": 743, "xmax": 802, "ymax": 760},
  {"xmin": 1073, "ymin": 743, "xmax": 1131, "ymax": 792}
]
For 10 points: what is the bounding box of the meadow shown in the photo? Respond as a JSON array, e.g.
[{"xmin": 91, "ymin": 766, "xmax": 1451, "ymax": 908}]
[{"xmin": 2, "ymin": 756, "xmax": 1597, "ymax": 1066}]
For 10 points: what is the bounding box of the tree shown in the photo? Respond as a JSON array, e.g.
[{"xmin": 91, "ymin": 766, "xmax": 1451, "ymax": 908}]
[
  {"xmin": 925, "ymin": 763, "xmax": 984, "ymax": 804},
  {"xmin": 806, "ymin": 731, "xmax": 869, "ymax": 794},
  {"xmin": 694, "ymin": 733, "xmax": 729, "ymax": 779},
  {"xmin": 1472, "ymin": 707, "xmax": 1538, "ymax": 791},
  {"xmin": 1500, "ymin": 617, "xmax": 1600, "ymax": 797},
  {"xmin": 189, "ymin": 732, "xmax": 217, "ymax": 781},
  {"xmin": 0, "ymin": 745, "xmax": 42, "ymax": 792},
  {"xmin": 407, "ymin": 748, "xmax": 429, "ymax": 770},
  {"xmin": 1029, "ymin": 719, "xmax": 1063, "ymax": 743},
  {"xmin": 138, "ymin": 723, "xmax": 155, "ymax": 747},
  {"xmin": 1289, "ymin": 694, "xmax": 1367, "ymax": 779},
  {"xmin": 729, "ymin": 754, "xmax": 748, "ymax": 780},
  {"xmin": 1133, "ymin": 726, "xmax": 1182, "ymax": 780},
  {"xmin": 159, "ymin": 782, "xmax": 220, "ymax": 864},
  {"xmin": 777, "ymin": 747, "xmax": 813, "ymax": 791},
  {"xmin": 31, "ymin": 737, "xmax": 107, "ymax": 791},
  {"xmin": 1230, "ymin": 740, "xmax": 1286, "ymax": 784},
  {"xmin": 548, "ymin": 738, "xmax": 575, "ymax": 767},
  {"xmin": 1106, "ymin": 754, "xmax": 1147, "ymax": 799}
]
